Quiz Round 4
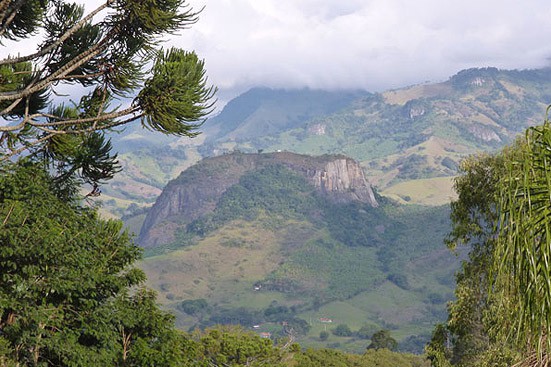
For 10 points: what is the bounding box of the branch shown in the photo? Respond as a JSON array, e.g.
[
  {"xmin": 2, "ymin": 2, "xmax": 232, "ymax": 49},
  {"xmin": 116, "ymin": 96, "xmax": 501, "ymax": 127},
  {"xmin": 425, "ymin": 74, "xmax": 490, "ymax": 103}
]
[
  {"xmin": 34, "ymin": 114, "xmax": 142, "ymax": 134},
  {"xmin": 1, "ymin": 202, "xmax": 15, "ymax": 226},
  {"xmin": 0, "ymin": 64, "xmax": 41, "ymax": 115},
  {"xmin": 1, "ymin": 132, "xmax": 54, "ymax": 160},
  {"xmin": 0, "ymin": 0, "xmax": 24, "ymax": 38},
  {"xmin": 0, "ymin": 40, "xmax": 105, "ymax": 102},
  {"xmin": 53, "ymin": 71, "xmax": 105, "ymax": 81},
  {"xmin": 0, "ymin": 110, "xmax": 143, "ymax": 161},
  {"xmin": 25, "ymin": 105, "xmax": 139, "ymax": 129},
  {"xmin": 0, "ymin": 23, "xmax": 121, "ymax": 103},
  {"xmin": 0, "ymin": 0, "xmax": 11, "ymax": 22},
  {"xmin": 0, "ymin": 97, "xmax": 23, "ymax": 117},
  {"xmin": 0, "ymin": 0, "xmax": 111, "ymax": 66}
]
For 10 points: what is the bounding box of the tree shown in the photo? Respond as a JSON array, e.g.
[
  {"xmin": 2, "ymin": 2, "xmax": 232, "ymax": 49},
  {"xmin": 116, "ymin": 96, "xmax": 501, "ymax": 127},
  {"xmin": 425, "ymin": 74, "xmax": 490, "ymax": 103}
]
[
  {"xmin": 178, "ymin": 298, "xmax": 209, "ymax": 316},
  {"xmin": 0, "ymin": 0, "xmax": 215, "ymax": 189},
  {"xmin": 194, "ymin": 326, "xmax": 286, "ymax": 367},
  {"xmin": 425, "ymin": 324, "xmax": 452, "ymax": 367},
  {"xmin": 427, "ymin": 117, "xmax": 551, "ymax": 366},
  {"xmin": 426, "ymin": 144, "xmax": 525, "ymax": 366},
  {"xmin": 361, "ymin": 348, "xmax": 430, "ymax": 367},
  {"xmin": 440, "ymin": 152, "xmax": 509, "ymax": 366},
  {"xmin": 0, "ymin": 3, "xmax": 218, "ymax": 365},
  {"xmin": 293, "ymin": 347, "xmax": 430, "ymax": 367},
  {"xmin": 293, "ymin": 348, "xmax": 357, "ymax": 367},
  {"xmin": 357, "ymin": 325, "xmax": 377, "ymax": 340},
  {"xmin": 492, "ymin": 118, "xmax": 551, "ymax": 364},
  {"xmin": 0, "ymin": 162, "xmax": 192, "ymax": 365},
  {"xmin": 367, "ymin": 330, "xmax": 397, "ymax": 351},
  {"xmin": 332, "ymin": 324, "xmax": 352, "ymax": 337}
]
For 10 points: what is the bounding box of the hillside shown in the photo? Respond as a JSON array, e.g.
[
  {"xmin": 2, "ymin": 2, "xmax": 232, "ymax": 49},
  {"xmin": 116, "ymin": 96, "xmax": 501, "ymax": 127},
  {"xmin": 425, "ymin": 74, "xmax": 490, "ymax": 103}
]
[
  {"xmin": 138, "ymin": 152, "xmax": 457, "ymax": 353},
  {"xmin": 101, "ymin": 67, "xmax": 551, "ymax": 217},
  {"xmin": 203, "ymin": 88, "xmax": 366, "ymax": 142},
  {"xmin": 100, "ymin": 66, "xmax": 551, "ymax": 352},
  {"xmin": 139, "ymin": 151, "xmax": 378, "ymax": 247},
  {"xmin": 202, "ymin": 68, "xmax": 551, "ymax": 197}
]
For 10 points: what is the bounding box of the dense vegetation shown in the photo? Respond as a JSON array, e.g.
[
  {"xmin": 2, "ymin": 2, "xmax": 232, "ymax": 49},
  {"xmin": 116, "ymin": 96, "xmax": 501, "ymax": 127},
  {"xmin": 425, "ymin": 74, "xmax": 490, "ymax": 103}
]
[
  {"xmin": 8, "ymin": 1, "xmax": 551, "ymax": 366},
  {"xmin": 186, "ymin": 164, "xmax": 320, "ymax": 236},
  {"xmin": 139, "ymin": 161, "xmax": 454, "ymax": 354},
  {"xmin": 0, "ymin": 1, "xmax": 438, "ymax": 365},
  {"xmin": 426, "ymin": 115, "xmax": 551, "ymax": 366},
  {"xmin": 0, "ymin": 0, "xmax": 215, "ymax": 197},
  {"xmin": 0, "ymin": 162, "xmax": 429, "ymax": 365},
  {"xmin": 0, "ymin": 162, "xmax": 192, "ymax": 365}
]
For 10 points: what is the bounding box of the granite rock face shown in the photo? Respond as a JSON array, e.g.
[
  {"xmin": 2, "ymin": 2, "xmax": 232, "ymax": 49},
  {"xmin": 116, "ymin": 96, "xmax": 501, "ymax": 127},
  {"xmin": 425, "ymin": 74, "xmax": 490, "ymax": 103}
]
[
  {"xmin": 304, "ymin": 158, "xmax": 378, "ymax": 205},
  {"xmin": 139, "ymin": 152, "xmax": 377, "ymax": 247}
]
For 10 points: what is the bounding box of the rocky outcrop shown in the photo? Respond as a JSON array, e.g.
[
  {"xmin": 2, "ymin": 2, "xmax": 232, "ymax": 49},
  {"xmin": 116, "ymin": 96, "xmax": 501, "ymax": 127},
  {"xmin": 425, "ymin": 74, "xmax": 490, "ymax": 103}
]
[
  {"xmin": 468, "ymin": 124, "xmax": 501, "ymax": 142},
  {"xmin": 138, "ymin": 152, "xmax": 378, "ymax": 248},
  {"xmin": 308, "ymin": 123, "xmax": 326, "ymax": 135},
  {"xmin": 305, "ymin": 158, "xmax": 378, "ymax": 205}
]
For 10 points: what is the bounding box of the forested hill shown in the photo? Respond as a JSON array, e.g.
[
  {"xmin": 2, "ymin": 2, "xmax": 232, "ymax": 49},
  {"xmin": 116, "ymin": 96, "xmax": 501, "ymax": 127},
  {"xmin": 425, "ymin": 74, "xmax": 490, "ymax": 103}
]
[
  {"xmin": 105, "ymin": 67, "xmax": 551, "ymax": 216},
  {"xmin": 139, "ymin": 151, "xmax": 378, "ymax": 247},
  {"xmin": 203, "ymin": 88, "xmax": 367, "ymax": 142},
  {"xmin": 138, "ymin": 151, "xmax": 456, "ymax": 353}
]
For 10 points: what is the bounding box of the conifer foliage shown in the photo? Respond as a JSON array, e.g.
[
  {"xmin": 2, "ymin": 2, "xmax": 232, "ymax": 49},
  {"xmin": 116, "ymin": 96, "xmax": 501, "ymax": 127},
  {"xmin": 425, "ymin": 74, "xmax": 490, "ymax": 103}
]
[
  {"xmin": 0, "ymin": 0, "xmax": 215, "ymax": 187},
  {"xmin": 0, "ymin": 1, "xmax": 217, "ymax": 365}
]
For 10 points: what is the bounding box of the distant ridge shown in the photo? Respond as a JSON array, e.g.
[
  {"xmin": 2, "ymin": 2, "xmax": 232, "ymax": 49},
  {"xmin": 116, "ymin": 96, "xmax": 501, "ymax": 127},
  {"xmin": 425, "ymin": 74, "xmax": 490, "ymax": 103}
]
[
  {"xmin": 203, "ymin": 88, "xmax": 368, "ymax": 141},
  {"xmin": 104, "ymin": 67, "xmax": 551, "ymax": 212}
]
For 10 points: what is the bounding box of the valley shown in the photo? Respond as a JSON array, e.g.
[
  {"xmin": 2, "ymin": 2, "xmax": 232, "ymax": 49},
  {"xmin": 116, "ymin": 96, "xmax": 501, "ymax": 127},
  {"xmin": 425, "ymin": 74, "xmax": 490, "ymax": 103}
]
[{"xmin": 103, "ymin": 66, "xmax": 551, "ymax": 353}]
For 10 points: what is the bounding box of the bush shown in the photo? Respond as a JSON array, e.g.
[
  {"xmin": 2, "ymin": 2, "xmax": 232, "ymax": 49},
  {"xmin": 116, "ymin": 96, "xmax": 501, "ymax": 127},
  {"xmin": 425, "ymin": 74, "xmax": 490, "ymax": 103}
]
[
  {"xmin": 332, "ymin": 324, "xmax": 352, "ymax": 337},
  {"xmin": 357, "ymin": 324, "xmax": 378, "ymax": 340},
  {"xmin": 179, "ymin": 299, "xmax": 208, "ymax": 316},
  {"xmin": 367, "ymin": 330, "xmax": 398, "ymax": 351},
  {"xmin": 387, "ymin": 273, "xmax": 410, "ymax": 290}
]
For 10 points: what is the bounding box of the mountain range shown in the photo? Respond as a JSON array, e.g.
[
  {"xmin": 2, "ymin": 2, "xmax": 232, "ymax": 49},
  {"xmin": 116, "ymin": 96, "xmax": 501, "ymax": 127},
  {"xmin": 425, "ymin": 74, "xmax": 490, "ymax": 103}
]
[
  {"xmin": 101, "ymin": 66, "xmax": 551, "ymax": 352},
  {"xmin": 104, "ymin": 67, "xmax": 551, "ymax": 218}
]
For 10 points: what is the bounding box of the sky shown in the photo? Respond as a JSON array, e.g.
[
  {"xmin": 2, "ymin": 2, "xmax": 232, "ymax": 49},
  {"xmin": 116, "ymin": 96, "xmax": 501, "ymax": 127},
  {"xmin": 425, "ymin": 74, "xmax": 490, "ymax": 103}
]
[
  {"xmin": 166, "ymin": 0, "xmax": 551, "ymax": 103},
  {"xmin": 4, "ymin": 0, "xmax": 551, "ymax": 106}
]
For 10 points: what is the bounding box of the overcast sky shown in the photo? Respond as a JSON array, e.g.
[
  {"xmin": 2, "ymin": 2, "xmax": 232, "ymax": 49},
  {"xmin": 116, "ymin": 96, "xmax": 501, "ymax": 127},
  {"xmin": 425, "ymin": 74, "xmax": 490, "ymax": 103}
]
[
  {"xmin": 161, "ymin": 0, "xmax": 551, "ymax": 103},
  {"xmin": 5, "ymin": 0, "xmax": 551, "ymax": 106}
]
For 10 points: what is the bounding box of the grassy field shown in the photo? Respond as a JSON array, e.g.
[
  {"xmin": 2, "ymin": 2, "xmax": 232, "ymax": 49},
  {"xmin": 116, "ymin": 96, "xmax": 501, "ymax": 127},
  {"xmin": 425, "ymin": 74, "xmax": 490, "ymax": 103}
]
[
  {"xmin": 381, "ymin": 176, "xmax": 457, "ymax": 206},
  {"xmin": 138, "ymin": 202, "xmax": 457, "ymax": 354}
]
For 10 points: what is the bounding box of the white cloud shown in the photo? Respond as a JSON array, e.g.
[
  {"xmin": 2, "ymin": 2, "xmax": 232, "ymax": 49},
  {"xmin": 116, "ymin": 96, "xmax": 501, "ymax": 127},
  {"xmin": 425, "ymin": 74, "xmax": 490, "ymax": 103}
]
[
  {"xmin": 170, "ymin": 0, "xmax": 551, "ymax": 100},
  {"xmin": 4, "ymin": 0, "xmax": 551, "ymax": 105}
]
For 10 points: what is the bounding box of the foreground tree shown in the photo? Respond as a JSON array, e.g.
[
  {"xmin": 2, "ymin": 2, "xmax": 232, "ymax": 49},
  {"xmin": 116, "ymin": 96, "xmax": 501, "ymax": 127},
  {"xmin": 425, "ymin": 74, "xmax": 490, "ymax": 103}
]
[
  {"xmin": 425, "ymin": 152, "xmax": 516, "ymax": 366},
  {"xmin": 0, "ymin": 0, "xmax": 215, "ymax": 189},
  {"xmin": 493, "ymin": 118, "xmax": 551, "ymax": 365},
  {"xmin": 193, "ymin": 326, "xmax": 287, "ymax": 367},
  {"xmin": 427, "ymin": 112, "xmax": 551, "ymax": 366},
  {"xmin": 293, "ymin": 347, "xmax": 429, "ymax": 367},
  {"xmin": 0, "ymin": 162, "xmax": 196, "ymax": 365}
]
